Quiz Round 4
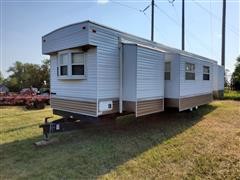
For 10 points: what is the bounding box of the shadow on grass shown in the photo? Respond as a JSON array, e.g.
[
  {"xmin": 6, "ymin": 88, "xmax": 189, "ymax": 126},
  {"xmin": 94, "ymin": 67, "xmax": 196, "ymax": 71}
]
[{"xmin": 0, "ymin": 104, "xmax": 217, "ymax": 179}]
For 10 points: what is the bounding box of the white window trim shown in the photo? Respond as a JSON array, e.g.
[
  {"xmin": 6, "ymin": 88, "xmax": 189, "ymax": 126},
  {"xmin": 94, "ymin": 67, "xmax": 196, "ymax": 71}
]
[
  {"xmin": 165, "ymin": 61, "xmax": 171, "ymax": 80},
  {"xmin": 185, "ymin": 62, "xmax": 195, "ymax": 80},
  {"xmin": 203, "ymin": 66, "xmax": 210, "ymax": 80},
  {"xmin": 57, "ymin": 49, "xmax": 87, "ymax": 80}
]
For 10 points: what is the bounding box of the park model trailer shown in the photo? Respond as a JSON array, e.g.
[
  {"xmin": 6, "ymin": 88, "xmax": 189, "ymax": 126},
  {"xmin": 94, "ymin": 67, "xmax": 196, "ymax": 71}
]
[{"xmin": 42, "ymin": 20, "xmax": 224, "ymax": 121}]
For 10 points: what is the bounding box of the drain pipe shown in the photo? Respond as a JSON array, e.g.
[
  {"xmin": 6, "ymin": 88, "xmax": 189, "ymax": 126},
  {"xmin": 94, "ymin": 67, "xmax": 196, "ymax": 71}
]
[{"xmin": 119, "ymin": 38, "xmax": 123, "ymax": 113}]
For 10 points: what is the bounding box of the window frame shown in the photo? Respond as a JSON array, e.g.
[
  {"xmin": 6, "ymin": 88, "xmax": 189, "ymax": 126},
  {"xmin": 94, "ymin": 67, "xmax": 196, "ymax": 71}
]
[
  {"xmin": 59, "ymin": 53, "xmax": 69, "ymax": 76},
  {"xmin": 71, "ymin": 52, "xmax": 86, "ymax": 76},
  {"xmin": 203, "ymin": 66, "xmax": 210, "ymax": 80},
  {"xmin": 57, "ymin": 49, "xmax": 87, "ymax": 80},
  {"xmin": 164, "ymin": 61, "xmax": 171, "ymax": 80},
  {"xmin": 185, "ymin": 62, "xmax": 195, "ymax": 80}
]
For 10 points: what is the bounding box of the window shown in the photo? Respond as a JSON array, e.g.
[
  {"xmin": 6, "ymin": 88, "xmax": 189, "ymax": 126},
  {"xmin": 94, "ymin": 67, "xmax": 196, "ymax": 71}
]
[
  {"xmin": 165, "ymin": 62, "xmax": 171, "ymax": 80},
  {"xmin": 60, "ymin": 54, "xmax": 68, "ymax": 76},
  {"xmin": 203, "ymin": 66, "xmax": 210, "ymax": 80},
  {"xmin": 57, "ymin": 50, "xmax": 86, "ymax": 79},
  {"xmin": 72, "ymin": 53, "xmax": 85, "ymax": 75},
  {"xmin": 185, "ymin": 62, "xmax": 195, "ymax": 80}
]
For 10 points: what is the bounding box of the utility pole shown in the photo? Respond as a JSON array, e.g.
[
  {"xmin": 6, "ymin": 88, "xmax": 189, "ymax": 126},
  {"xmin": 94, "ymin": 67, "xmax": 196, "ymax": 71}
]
[
  {"xmin": 221, "ymin": 0, "xmax": 226, "ymax": 67},
  {"xmin": 182, "ymin": 0, "xmax": 185, "ymax": 50},
  {"xmin": 151, "ymin": 0, "xmax": 154, "ymax": 41}
]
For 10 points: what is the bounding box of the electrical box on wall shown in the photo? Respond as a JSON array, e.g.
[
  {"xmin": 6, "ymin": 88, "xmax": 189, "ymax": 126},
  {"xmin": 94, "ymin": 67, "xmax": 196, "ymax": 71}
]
[{"xmin": 99, "ymin": 101, "xmax": 113, "ymax": 112}]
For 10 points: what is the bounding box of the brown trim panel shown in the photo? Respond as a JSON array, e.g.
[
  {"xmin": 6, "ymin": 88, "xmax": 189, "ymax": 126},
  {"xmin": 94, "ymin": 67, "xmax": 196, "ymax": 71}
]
[
  {"xmin": 136, "ymin": 99, "xmax": 164, "ymax": 117},
  {"xmin": 51, "ymin": 98, "xmax": 97, "ymax": 116},
  {"xmin": 179, "ymin": 93, "xmax": 213, "ymax": 111},
  {"xmin": 123, "ymin": 101, "xmax": 136, "ymax": 113},
  {"xmin": 164, "ymin": 98, "xmax": 179, "ymax": 108}
]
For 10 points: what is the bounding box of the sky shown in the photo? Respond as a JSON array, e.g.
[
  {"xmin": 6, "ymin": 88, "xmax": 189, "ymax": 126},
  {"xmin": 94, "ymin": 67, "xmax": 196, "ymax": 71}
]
[{"xmin": 0, "ymin": 0, "xmax": 239, "ymax": 77}]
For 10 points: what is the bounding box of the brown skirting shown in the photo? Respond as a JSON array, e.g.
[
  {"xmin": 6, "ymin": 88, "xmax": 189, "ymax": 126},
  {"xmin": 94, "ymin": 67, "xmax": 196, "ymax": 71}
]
[
  {"xmin": 179, "ymin": 93, "xmax": 213, "ymax": 111},
  {"xmin": 136, "ymin": 99, "xmax": 164, "ymax": 117},
  {"xmin": 165, "ymin": 98, "xmax": 179, "ymax": 108},
  {"xmin": 51, "ymin": 98, "xmax": 97, "ymax": 116},
  {"xmin": 123, "ymin": 101, "xmax": 136, "ymax": 112}
]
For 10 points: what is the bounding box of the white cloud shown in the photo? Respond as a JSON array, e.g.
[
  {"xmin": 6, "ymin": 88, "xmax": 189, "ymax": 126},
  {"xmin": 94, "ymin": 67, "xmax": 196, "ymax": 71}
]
[{"xmin": 97, "ymin": 0, "xmax": 109, "ymax": 4}]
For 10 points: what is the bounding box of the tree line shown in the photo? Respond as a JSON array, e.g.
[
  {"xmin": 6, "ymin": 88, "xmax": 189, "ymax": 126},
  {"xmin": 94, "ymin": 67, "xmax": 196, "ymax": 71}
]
[
  {"xmin": 0, "ymin": 59, "xmax": 50, "ymax": 92},
  {"xmin": 230, "ymin": 56, "xmax": 240, "ymax": 90}
]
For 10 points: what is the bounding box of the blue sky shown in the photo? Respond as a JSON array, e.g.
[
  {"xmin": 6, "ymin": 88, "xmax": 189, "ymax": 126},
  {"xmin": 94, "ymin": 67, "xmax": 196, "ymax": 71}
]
[{"xmin": 1, "ymin": 0, "xmax": 239, "ymax": 77}]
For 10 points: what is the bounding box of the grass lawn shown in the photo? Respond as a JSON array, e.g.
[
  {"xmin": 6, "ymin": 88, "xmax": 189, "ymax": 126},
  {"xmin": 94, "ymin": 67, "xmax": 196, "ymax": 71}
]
[
  {"xmin": 0, "ymin": 101, "xmax": 240, "ymax": 179},
  {"xmin": 224, "ymin": 90, "xmax": 240, "ymax": 100}
]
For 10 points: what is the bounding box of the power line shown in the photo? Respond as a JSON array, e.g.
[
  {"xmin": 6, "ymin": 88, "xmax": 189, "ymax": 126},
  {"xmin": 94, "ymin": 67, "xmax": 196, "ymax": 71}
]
[
  {"xmin": 110, "ymin": 0, "xmax": 168, "ymax": 42},
  {"xmin": 109, "ymin": 0, "xmax": 141, "ymax": 12},
  {"xmin": 191, "ymin": 0, "xmax": 239, "ymax": 37},
  {"xmin": 155, "ymin": 4, "xmax": 219, "ymax": 55}
]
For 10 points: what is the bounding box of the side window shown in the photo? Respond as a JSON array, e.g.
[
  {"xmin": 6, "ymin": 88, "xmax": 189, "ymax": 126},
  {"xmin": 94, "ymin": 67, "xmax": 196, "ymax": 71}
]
[
  {"xmin": 165, "ymin": 62, "xmax": 171, "ymax": 80},
  {"xmin": 203, "ymin": 66, "xmax": 210, "ymax": 80},
  {"xmin": 57, "ymin": 51, "xmax": 86, "ymax": 79},
  {"xmin": 185, "ymin": 62, "xmax": 195, "ymax": 80},
  {"xmin": 71, "ymin": 53, "xmax": 85, "ymax": 76},
  {"xmin": 59, "ymin": 54, "xmax": 68, "ymax": 76}
]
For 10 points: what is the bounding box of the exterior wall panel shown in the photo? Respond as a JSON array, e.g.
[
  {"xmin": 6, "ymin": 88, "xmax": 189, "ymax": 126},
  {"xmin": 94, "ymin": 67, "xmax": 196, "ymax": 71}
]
[
  {"xmin": 136, "ymin": 46, "xmax": 164, "ymax": 100},
  {"xmin": 42, "ymin": 22, "xmax": 89, "ymax": 54},
  {"xmin": 50, "ymin": 48, "xmax": 97, "ymax": 100},
  {"xmin": 179, "ymin": 55, "xmax": 213, "ymax": 97},
  {"xmin": 164, "ymin": 53, "xmax": 180, "ymax": 99}
]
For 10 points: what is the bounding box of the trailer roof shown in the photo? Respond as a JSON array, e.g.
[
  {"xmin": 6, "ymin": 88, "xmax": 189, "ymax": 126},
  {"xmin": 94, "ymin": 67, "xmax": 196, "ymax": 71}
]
[{"xmin": 43, "ymin": 20, "xmax": 218, "ymax": 64}]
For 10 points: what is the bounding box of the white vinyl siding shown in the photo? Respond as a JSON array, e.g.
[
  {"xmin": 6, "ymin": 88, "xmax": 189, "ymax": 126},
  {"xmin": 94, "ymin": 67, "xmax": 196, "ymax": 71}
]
[
  {"xmin": 136, "ymin": 46, "xmax": 164, "ymax": 100},
  {"xmin": 42, "ymin": 22, "xmax": 89, "ymax": 54},
  {"xmin": 123, "ymin": 44, "xmax": 137, "ymax": 101},
  {"xmin": 89, "ymin": 24, "xmax": 120, "ymax": 99},
  {"xmin": 50, "ymin": 48, "xmax": 97, "ymax": 100},
  {"xmin": 164, "ymin": 53, "xmax": 180, "ymax": 99},
  {"xmin": 180, "ymin": 55, "xmax": 213, "ymax": 97}
]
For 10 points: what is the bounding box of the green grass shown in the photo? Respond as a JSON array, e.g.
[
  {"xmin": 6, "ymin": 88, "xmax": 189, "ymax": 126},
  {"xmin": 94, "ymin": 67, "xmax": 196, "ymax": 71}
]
[
  {"xmin": 224, "ymin": 90, "xmax": 240, "ymax": 100},
  {"xmin": 0, "ymin": 101, "xmax": 240, "ymax": 179}
]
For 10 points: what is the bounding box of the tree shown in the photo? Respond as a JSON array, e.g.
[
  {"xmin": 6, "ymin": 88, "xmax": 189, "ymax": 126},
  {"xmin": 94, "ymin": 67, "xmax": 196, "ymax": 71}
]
[
  {"xmin": 0, "ymin": 71, "xmax": 4, "ymax": 83},
  {"xmin": 231, "ymin": 56, "xmax": 240, "ymax": 90},
  {"xmin": 4, "ymin": 60, "xmax": 50, "ymax": 92}
]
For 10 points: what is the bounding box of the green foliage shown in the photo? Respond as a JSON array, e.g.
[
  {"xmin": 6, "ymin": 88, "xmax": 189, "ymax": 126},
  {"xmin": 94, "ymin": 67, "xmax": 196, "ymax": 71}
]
[
  {"xmin": 231, "ymin": 56, "xmax": 240, "ymax": 90},
  {"xmin": 3, "ymin": 59, "xmax": 50, "ymax": 92},
  {"xmin": 0, "ymin": 71, "xmax": 4, "ymax": 83},
  {"xmin": 224, "ymin": 90, "xmax": 240, "ymax": 100}
]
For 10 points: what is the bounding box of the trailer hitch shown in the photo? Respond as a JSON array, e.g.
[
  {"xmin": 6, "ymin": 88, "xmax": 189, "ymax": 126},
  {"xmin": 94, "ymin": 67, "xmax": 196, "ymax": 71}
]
[{"xmin": 39, "ymin": 116, "xmax": 85, "ymax": 141}]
